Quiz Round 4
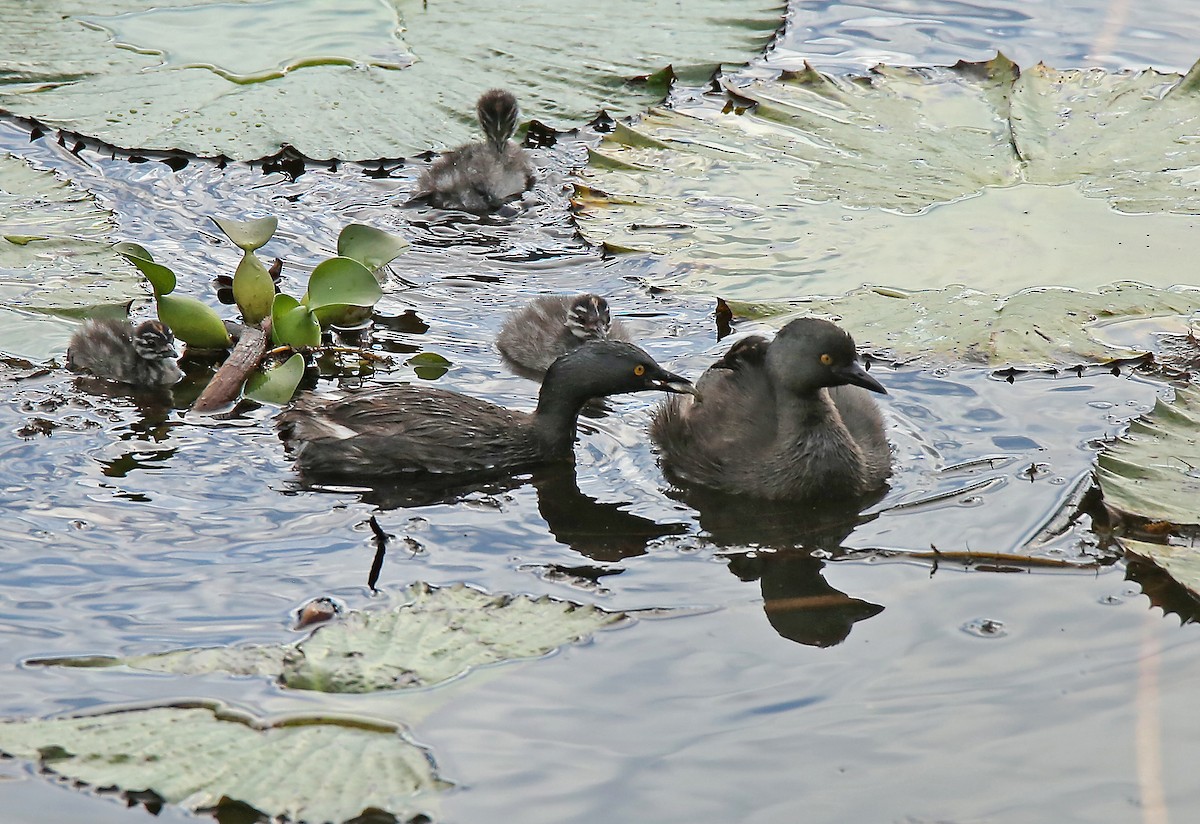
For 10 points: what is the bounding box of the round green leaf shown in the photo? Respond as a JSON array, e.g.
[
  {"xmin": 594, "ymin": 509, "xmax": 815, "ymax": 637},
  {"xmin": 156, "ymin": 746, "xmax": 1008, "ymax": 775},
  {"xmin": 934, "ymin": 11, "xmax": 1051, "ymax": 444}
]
[
  {"xmin": 211, "ymin": 215, "xmax": 278, "ymax": 252},
  {"xmin": 156, "ymin": 294, "xmax": 231, "ymax": 349},
  {"xmin": 311, "ymin": 303, "xmax": 373, "ymax": 330},
  {"xmin": 245, "ymin": 353, "xmax": 305, "ymax": 405},
  {"xmin": 232, "ymin": 251, "xmax": 274, "ymax": 325},
  {"xmin": 337, "ymin": 224, "xmax": 409, "ymax": 272},
  {"xmin": 305, "ymin": 256, "xmax": 382, "ymax": 310},
  {"xmin": 406, "ymin": 351, "xmax": 451, "ymax": 381},
  {"xmin": 115, "ymin": 241, "xmax": 176, "ymax": 296},
  {"xmin": 271, "ymin": 293, "xmax": 321, "ymax": 348}
]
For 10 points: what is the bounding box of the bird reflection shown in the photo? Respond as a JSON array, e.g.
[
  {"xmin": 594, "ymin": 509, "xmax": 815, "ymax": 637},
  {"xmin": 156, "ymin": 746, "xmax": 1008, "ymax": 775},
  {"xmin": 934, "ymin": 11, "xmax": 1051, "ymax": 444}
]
[
  {"xmin": 726, "ymin": 549, "xmax": 883, "ymax": 647},
  {"xmin": 671, "ymin": 486, "xmax": 888, "ymax": 647}
]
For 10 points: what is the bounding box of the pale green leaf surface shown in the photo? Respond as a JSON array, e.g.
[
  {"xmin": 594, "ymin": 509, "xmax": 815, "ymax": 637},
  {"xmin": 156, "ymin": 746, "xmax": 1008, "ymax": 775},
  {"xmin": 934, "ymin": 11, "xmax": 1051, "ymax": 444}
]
[
  {"xmin": 575, "ymin": 58, "xmax": 1200, "ymax": 307},
  {"xmin": 306, "ymin": 256, "xmax": 382, "ymax": 310},
  {"xmin": 211, "ymin": 215, "xmax": 278, "ymax": 252},
  {"xmin": 768, "ymin": 283, "xmax": 1200, "ymax": 366},
  {"xmin": 0, "ymin": 703, "xmax": 448, "ymax": 823},
  {"xmin": 44, "ymin": 583, "xmax": 628, "ymax": 693},
  {"xmin": 1120, "ymin": 538, "xmax": 1200, "ymax": 601},
  {"xmin": 0, "ymin": 154, "xmax": 145, "ymax": 359},
  {"xmin": 244, "ymin": 353, "xmax": 305, "ymax": 405},
  {"xmin": 1097, "ymin": 386, "xmax": 1200, "ymax": 525},
  {"xmin": 155, "ymin": 293, "xmax": 231, "ymax": 349},
  {"xmin": 0, "ymin": 0, "xmax": 783, "ymax": 160},
  {"xmin": 114, "ymin": 241, "xmax": 175, "ymax": 296},
  {"xmin": 271, "ymin": 293, "xmax": 321, "ymax": 348},
  {"xmin": 232, "ymin": 251, "xmax": 273, "ymax": 324},
  {"xmin": 337, "ymin": 223, "xmax": 409, "ymax": 272}
]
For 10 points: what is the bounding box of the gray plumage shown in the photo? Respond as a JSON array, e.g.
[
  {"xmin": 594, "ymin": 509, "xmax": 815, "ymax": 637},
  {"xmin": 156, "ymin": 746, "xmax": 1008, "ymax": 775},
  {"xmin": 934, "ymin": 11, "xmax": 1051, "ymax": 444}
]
[
  {"xmin": 279, "ymin": 340, "xmax": 696, "ymax": 482},
  {"xmin": 414, "ymin": 89, "xmax": 536, "ymax": 213},
  {"xmin": 66, "ymin": 318, "xmax": 182, "ymax": 387},
  {"xmin": 651, "ymin": 318, "xmax": 891, "ymax": 501},
  {"xmin": 496, "ymin": 294, "xmax": 630, "ymax": 381}
]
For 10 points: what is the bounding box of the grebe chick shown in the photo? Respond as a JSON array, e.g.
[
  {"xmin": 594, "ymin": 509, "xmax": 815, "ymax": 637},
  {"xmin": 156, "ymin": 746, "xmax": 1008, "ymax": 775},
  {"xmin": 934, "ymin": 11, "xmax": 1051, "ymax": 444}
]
[
  {"xmin": 413, "ymin": 89, "xmax": 536, "ymax": 213},
  {"xmin": 651, "ymin": 318, "xmax": 891, "ymax": 502},
  {"xmin": 279, "ymin": 340, "xmax": 696, "ymax": 483},
  {"xmin": 66, "ymin": 318, "xmax": 182, "ymax": 387},
  {"xmin": 497, "ymin": 294, "xmax": 630, "ymax": 381}
]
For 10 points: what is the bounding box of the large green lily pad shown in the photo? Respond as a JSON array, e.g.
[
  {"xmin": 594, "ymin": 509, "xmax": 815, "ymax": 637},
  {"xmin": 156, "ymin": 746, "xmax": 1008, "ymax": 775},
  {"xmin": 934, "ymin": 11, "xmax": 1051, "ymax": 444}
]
[
  {"xmin": 575, "ymin": 57, "xmax": 1200, "ymax": 302},
  {"xmin": 0, "ymin": 153, "xmax": 145, "ymax": 360},
  {"xmin": 1097, "ymin": 385, "xmax": 1200, "ymax": 526},
  {"xmin": 759, "ymin": 282, "xmax": 1200, "ymax": 366},
  {"xmin": 0, "ymin": 703, "xmax": 449, "ymax": 823},
  {"xmin": 39, "ymin": 582, "xmax": 628, "ymax": 692},
  {"xmin": 0, "ymin": 0, "xmax": 783, "ymax": 160}
]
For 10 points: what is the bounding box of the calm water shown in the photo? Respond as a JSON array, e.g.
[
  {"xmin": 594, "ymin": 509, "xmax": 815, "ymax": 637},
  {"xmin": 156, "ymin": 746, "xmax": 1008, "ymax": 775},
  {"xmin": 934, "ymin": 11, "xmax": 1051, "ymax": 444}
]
[{"xmin": 3, "ymin": 1, "xmax": 1200, "ymax": 822}]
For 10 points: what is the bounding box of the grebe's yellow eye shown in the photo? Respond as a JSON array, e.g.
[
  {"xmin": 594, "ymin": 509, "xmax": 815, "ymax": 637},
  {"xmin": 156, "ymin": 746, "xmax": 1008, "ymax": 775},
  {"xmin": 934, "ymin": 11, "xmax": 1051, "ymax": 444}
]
[
  {"xmin": 634, "ymin": 364, "xmax": 646, "ymax": 376},
  {"xmin": 820, "ymin": 353, "xmax": 833, "ymax": 366}
]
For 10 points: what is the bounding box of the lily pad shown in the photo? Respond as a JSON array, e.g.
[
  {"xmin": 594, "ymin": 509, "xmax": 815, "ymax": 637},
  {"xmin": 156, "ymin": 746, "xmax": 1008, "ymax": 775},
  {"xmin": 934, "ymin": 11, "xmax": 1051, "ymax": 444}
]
[
  {"xmin": 337, "ymin": 223, "xmax": 409, "ymax": 273},
  {"xmin": 39, "ymin": 582, "xmax": 628, "ymax": 693},
  {"xmin": 0, "ymin": 702, "xmax": 449, "ymax": 823},
  {"xmin": 1097, "ymin": 385, "xmax": 1200, "ymax": 526},
  {"xmin": 0, "ymin": 0, "xmax": 784, "ymax": 160},
  {"xmin": 761, "ymin": 282, "xmax": 1200, "ymax": 367},
  {"xmin": 245, "ymin": 353, "xmax": 305, "ymax": 405},
  {"xmin": 0, "ymin": 154, "xmax": 146, "ymax": 360},
  {"xmin": 407, "ymin": 351, "xmax": 451, "ymax": 381},
  {"xmin": 575, "ymin": 57, "xmax": 1200, "ymax": 302},
  {"xmin": 1120, "ymin": 538, "xmax": 1200, "ymax": 601}
]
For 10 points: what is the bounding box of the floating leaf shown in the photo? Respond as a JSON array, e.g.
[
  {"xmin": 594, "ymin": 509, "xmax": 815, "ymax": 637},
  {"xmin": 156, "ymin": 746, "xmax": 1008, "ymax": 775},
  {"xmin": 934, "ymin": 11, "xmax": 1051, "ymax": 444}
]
[
  {"xmin": 0, "ymin": 703, "xmax": 449, "ymax": 823},
  {"xmin": 337, "ymin": 223, "xmax": 409, "ymax": 272},
  {"xmin": 407, "ymin": 351, "xmax": 451, "ymax": 381},
  {"xmin": 0, "ymin": 0, "xmax": 783, "ymax": 160},
  {"xmin": 39, "ymin": 582, "xmax": 627, "ymax": 693},
  {"xmin": 245, "ymin": 353, "xmax": 305, "ymax": 405},
  {"xmin": 1097, "ymin": 386, "xmax": 1200, "ymax": 526},
  {"xmin": 1120, "ymin": 538, "xmax": 1200, "ymax": 601},
  {"xmin": 0, "ymin": 154, "xmax": 145, "ymax": 360},
  {"xmin": 155, "ymin": 294, "xmax": 231, "ymax": 350},
  {"xmin": 305, "ymin": 256, "xmax": 383, "ymax": 310},
  {"xmin": 232, "ymin": 251, "xmax": 274, "ymax": 324},
  {"xmin": 575, "ymin": 58, "xmax": 1200, "ymax": 301},
  {"xmin": 755, "ymin": 283, "xmax": 1200, "ymax": 367},
  {"xmin": 211, "ymin": 215, "xmax": 278, "ymax": 252},
  {"xmin": 271, "ymin": 293, "xmax": 321, "ymax": 348}
]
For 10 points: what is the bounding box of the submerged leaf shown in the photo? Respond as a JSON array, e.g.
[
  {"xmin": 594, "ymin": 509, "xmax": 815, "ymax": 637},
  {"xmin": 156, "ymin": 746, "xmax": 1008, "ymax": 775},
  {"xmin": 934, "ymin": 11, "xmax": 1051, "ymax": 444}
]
[
  {"xmin": 337, "ymin": 223, "xmax": 409, "ymax": 272},
  {"xmin": 41, "ymin": 582, "xmax": 628, "ymax": 693},
  {"xmin": 1097, "ymin": 386, "xmax": 1200, "ymax": 526},
  {"xmin": 244, "ymin": 353, "xmax": 305, "ymax": 405},
  {"xmin": 0, "ymin": 703, "xmax": 449, "ymax": 823},
  {"xmin": 155, "ymin": 294, "xmax": 231, "ymax": 350},
  {"xmin": 0, "ymin": 0, "xmax": 784, "ymax": 160},
  {"xmin": 211, "ymin": 215, "xmax": 278, "ymax": 252}
]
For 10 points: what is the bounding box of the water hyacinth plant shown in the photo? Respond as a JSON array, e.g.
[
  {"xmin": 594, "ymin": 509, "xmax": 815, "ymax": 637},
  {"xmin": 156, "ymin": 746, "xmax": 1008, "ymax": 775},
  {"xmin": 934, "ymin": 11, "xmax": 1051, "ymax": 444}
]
[{"xmin": 115, "ymin": 216, "xmax": 407, "ymax": 408}]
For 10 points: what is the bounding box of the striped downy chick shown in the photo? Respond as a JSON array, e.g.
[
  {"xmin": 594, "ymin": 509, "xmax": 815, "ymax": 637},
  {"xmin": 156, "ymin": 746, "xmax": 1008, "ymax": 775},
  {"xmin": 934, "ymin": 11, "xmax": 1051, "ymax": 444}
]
[
  {"xmin": 66, "ymin": 318, "xmax": 183, "ymax": 387},
  {"xmin": 497, "ymin": 294, "xmax": 631, "ymax": 381},
  {"xmin": 414, "ymin": 89, "xmax": 536, "ymax": 213}
]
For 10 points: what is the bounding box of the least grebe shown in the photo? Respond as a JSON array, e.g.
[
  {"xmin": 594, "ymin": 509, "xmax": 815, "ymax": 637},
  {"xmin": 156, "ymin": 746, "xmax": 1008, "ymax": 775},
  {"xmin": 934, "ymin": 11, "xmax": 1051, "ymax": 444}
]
[
  {"xmin": 279, "ymin": 340, "xmax": 696, "ymax": 482},
  {"xmin": 413, "ymin": 89, "xmax": 536, "ymax": 213},
  {"xmin": 66, "ymin": 318, "xmax": 182, "ymax": 387},
  {"xmin": 497, "ymin": 294, "xmax": 631, "ymax": 381},
  {"xmin": 651, "ymin": 317, "xmax": 891, "ymax": 501}
]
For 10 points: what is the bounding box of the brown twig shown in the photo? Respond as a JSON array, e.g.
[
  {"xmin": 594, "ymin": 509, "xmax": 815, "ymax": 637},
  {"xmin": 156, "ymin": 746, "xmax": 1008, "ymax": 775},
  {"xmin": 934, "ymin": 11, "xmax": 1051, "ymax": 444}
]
[{"xmin": 191, "ymin": 320, "xmax": 271, "ymax": 414}]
